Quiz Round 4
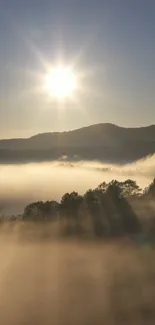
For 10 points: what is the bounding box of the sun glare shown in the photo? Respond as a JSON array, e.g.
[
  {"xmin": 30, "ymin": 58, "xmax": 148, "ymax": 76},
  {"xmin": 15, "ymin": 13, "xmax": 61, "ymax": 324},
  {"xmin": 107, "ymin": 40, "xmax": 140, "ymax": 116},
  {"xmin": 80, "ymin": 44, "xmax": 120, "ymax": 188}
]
[{"xmin": 44, "ymin": 66, "xmax": 77, "ymax": 99}]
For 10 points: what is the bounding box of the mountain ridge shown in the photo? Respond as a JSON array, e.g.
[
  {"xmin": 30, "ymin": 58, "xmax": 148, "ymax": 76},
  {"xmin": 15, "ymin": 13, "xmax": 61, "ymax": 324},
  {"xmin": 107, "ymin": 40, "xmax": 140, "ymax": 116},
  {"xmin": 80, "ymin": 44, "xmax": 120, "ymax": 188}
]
[
  {"xmin": 0, "ymin": 123, "xmax": 155, "ymax": 163},
  {"xmin": 1, "ymin": 123, "xmax": 155, "ymax": 141}
]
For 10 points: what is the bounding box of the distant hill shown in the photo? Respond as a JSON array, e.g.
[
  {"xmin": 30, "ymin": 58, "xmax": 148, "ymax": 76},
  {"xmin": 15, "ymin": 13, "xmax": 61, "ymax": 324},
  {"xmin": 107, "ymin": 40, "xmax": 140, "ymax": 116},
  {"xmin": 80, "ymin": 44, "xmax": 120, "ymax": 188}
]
[{"xmin": 0, "ymin": 123, "xmax": 155, "ymax": 163}]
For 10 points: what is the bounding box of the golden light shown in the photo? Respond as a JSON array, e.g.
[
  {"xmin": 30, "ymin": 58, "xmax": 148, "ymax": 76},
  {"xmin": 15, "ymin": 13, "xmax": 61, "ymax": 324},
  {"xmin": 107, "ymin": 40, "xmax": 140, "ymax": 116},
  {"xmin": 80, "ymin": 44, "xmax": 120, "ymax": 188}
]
[{"xmin": 44, "ymin": 66, "xmax": 77, "ymax": 99}]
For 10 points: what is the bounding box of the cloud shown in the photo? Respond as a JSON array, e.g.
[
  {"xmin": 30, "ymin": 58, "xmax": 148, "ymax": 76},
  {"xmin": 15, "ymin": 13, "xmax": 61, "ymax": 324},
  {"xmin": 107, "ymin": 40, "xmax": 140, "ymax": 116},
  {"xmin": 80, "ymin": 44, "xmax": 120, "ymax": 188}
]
[
  {"xmin": 0, "ymin": 154, "xmax": 155, "ymax": 215},
  {"xmin": 56, "ymin": 154, "xmax": 155, "ymax": 182}
]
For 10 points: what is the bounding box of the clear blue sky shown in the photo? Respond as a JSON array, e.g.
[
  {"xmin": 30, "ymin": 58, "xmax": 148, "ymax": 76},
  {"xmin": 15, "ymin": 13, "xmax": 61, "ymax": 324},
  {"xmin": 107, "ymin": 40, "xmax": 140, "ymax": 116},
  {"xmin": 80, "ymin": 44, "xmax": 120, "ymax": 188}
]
[{"xmin": 0, "ymin": 0, "xmax": 155, "ymax": 137}]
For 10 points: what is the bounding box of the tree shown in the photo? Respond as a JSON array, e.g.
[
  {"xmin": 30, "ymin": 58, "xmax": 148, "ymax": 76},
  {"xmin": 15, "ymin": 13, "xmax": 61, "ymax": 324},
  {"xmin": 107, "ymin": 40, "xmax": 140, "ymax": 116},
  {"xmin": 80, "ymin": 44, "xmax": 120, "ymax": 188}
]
[
  {"xmin": 106, "ymin": 180, "xmax": 142, "ymax": 198},
  {"xmin": 105, "ymin": 180, "xmax": 140, "ymax": 235},
  {"xmin": 41, "ymin": 201, "xmax": 59, "ymax": 220},
  {"xmin": 120, "ymin": 179, "xmax": 142, "ymax": 197},
  {"xmin": 84, "ymin": 189, "xmax": 107, "ymax": 237},
  {"xmin": 60, "ymin": 192, "xmax": 83, "ymax": 235},
  {"xmin": 97, "ymin": 181, "xmax": 109, "ymax": 192},
  {"xmin": 144, "ymin": 178, "xmax": 155, "ymax": 198},
  {"xmin": 23, "ymin": 200, "xmax": 59, "ymax": 221},
  {"xmin": 23, "ymin": 201, "xmax": 43, "ymax": 221}
]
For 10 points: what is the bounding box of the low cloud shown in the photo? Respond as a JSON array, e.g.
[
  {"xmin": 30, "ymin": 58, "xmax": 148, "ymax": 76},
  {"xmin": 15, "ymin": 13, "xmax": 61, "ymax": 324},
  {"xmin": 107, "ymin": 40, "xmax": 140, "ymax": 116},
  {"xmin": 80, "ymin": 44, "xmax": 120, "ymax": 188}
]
[{"xmin": 0, "ymin": 154, "xmax": 155, "ymax": 215}]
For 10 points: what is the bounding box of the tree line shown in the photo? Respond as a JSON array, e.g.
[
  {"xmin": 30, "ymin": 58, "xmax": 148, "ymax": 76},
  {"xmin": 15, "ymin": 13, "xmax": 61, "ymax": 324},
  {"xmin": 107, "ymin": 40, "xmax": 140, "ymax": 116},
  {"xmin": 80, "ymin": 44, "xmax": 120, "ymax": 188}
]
[{"xmin": 15, "ymin": 178, "xmax": 155, "ymax": 239}]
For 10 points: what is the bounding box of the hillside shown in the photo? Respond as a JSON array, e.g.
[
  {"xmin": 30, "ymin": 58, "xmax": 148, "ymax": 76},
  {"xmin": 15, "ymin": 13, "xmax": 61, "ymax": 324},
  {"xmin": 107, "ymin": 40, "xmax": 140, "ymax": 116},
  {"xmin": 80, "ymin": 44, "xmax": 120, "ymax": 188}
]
[{"xmin": 0, "ymin": 123, "xmax": 155, "ymax": 163}]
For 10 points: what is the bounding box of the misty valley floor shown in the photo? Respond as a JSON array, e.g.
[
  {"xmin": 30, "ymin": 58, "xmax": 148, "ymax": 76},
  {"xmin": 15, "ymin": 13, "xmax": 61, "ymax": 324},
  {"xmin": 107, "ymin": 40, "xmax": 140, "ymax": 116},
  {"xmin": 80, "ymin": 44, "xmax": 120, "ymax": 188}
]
[
  {"xmin": 0, "ymin": 236, "xmax": 155, "ymax": 325},
  {"xmin": 0, "ymin": 158, "xmax": 154, "ymax": 215}
]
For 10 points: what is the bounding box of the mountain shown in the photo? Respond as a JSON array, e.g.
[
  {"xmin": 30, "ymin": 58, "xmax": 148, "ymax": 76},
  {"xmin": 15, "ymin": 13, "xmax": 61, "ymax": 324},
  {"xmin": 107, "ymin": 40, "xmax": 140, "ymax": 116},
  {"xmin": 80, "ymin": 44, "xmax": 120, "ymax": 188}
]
[{"xmin": 0, "ymin": 123, "xmax": 155, "ymax": 163}]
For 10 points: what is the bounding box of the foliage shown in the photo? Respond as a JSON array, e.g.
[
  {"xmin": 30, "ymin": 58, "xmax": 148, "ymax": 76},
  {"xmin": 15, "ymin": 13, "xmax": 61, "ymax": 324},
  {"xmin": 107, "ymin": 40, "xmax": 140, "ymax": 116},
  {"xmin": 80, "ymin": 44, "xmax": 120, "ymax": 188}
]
[
  {"xmin": 144, "ymin": 178, "xmax": 155, "ymax": 198},
  {"xmin": 16, "ymin": 178, "xmax": 155, "ymax": 238},
  {"xmin": 23, "ymin": 200, "xmax": 59, "ymax": 221}
]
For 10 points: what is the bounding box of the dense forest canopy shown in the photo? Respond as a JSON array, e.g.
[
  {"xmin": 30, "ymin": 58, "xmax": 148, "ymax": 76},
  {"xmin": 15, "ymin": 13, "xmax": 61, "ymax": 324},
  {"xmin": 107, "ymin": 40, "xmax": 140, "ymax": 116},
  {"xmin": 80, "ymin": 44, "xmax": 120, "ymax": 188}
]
[{"xmin": 1, "ymin": 178, "xmax": 155, "ymax": 240}]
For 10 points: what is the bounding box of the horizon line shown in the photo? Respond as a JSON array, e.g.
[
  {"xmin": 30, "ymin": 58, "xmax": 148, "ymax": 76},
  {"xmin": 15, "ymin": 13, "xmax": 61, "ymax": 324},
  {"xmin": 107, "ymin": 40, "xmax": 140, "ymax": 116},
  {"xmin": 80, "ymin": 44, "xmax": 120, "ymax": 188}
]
[{"xmin": 0, "ymin": 122, "xmax": 155, "ymax": 141}]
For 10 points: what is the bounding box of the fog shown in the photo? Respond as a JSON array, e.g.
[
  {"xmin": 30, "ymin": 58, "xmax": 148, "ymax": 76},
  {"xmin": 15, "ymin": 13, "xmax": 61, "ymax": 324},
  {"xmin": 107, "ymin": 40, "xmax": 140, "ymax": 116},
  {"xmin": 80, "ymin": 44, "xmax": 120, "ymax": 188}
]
[
  {"xmin": 0, "ymin": 154, "xmax": 155, "ymax": 215},
  {"xmin": 0, "ymin": 155, "xmax": 155, "ymax": 325},
  {"xmin": 0, "ymin": 232, "xmax": 155, "ymax": 325}
]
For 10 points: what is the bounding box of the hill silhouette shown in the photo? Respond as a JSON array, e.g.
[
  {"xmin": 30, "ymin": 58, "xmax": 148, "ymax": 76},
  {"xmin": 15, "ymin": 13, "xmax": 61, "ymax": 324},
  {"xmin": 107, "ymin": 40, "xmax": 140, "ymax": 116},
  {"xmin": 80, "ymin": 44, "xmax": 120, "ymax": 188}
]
[{"xmin": 0, "ymin": 123, "xmax": 155, "ymax": 163}]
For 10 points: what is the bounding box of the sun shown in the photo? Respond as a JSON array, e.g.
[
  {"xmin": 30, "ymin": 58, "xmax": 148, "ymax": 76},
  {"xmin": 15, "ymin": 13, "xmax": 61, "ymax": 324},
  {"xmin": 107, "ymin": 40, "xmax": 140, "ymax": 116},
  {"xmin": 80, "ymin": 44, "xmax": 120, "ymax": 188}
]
[{"xmin": 44, "ymin": 66, "xmax": 77, "ymax": 99}]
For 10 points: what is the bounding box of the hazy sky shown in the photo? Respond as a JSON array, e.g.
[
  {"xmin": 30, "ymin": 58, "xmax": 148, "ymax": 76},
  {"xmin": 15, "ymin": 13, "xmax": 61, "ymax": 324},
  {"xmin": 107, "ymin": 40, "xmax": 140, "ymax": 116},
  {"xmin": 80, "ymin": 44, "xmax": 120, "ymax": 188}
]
[{"xmin": 0, "ymin": 0, "xmax": 155, "ymax": 138}]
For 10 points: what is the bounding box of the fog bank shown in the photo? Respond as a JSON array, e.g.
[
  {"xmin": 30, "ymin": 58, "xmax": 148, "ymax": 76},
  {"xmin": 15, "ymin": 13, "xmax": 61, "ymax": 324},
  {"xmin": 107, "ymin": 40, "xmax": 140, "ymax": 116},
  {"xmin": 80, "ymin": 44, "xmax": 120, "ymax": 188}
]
[{"xmin": 0, "ymin": 155, "xmax": 155, "ymax": 214}]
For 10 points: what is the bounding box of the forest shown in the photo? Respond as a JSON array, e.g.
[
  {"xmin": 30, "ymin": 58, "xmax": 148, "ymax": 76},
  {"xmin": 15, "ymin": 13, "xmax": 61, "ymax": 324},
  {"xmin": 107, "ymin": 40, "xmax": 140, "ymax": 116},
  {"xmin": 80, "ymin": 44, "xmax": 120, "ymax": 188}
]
[{"xmin": 1, "ymin": 178, "xmax": 155, "ymax": 243}]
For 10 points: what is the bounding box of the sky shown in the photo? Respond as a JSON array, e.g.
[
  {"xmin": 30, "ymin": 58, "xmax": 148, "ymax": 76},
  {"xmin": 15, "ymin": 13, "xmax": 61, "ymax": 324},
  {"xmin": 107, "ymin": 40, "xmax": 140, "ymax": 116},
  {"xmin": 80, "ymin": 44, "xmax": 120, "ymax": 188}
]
[{"xmin": 0, "ymin": 0, "xmax": 155, "ymax": 138}]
